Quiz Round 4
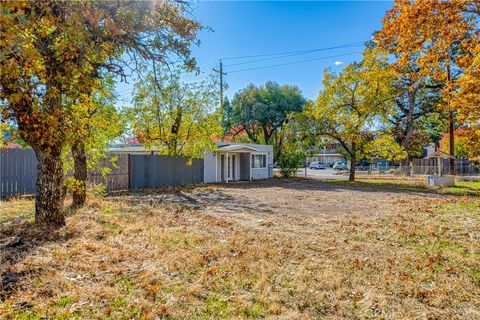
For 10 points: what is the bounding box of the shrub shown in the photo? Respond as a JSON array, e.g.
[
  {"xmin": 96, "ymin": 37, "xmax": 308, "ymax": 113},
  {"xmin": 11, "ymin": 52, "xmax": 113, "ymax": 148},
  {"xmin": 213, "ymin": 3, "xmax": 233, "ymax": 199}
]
[{"xmin": 277, "ymin": 149, "xmax": 305, "ymax": 177}]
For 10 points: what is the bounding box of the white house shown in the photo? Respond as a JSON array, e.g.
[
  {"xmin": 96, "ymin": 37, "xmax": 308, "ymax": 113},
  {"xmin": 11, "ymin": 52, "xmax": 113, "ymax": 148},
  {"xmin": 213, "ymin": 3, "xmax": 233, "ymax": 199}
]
[
  {"xmin": 109, "ymin": 142, "xmax": 274, "ymax": 185},
  {"xmin": 311, "ymin": 150, "xmax": 345, "ymax": 166},
  {"xmin": 204, "ymin": 142, "xmax": 274, "ymax": 183}
]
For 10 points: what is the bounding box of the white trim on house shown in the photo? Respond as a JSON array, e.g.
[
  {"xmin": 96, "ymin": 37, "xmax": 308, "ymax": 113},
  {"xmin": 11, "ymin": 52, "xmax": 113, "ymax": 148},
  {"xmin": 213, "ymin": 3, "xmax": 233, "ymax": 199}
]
[
  {"xmin": 251, "ymin": 152, "xmax": 267, "ymax": 169},
  {"xmin": 217, "ymin": 144, "xmax": 259, "ymax": 152}
]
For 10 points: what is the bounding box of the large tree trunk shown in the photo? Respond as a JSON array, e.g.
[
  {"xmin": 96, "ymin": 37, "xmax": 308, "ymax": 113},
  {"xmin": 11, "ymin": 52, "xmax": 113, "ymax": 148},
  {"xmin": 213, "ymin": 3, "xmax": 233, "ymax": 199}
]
[
  {"xmin": 34, "ymin": 147, "xmax": 66, "ymax": 226},
  {"xmin": 349, "ymin": 143, "xmax": 356, "ymax": 182},
  {"xmin": 72, "ymin": 140, "xmax": 87, "ymax": 208},
  {"xmin": 274, "ymin": 131, "xmax": 284, "ymax": 163}
]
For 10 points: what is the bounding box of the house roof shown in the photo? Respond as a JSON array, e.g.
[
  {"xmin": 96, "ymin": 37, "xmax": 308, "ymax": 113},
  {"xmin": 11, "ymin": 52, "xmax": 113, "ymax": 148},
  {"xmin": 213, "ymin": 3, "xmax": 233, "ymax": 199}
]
[
  {"xmin": 217, "ymin": 144, "xmax": 259, "ymax": 152},
  {"xmin": 313, "ymin": 153, "xmax": 344, "ymax": 157},
  {"xmin": 424, "ymin": 150, "xmax": 456, "ymax": 160}
]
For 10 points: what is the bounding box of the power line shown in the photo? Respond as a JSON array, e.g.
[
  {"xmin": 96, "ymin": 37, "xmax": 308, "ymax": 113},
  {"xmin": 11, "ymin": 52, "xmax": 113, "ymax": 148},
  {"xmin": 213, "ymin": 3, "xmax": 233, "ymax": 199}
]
[
  {"xmin": 221, "ymin": 40, "xmax": 367, "ymax": 61},
  {"xmin": 227, "ymin": 51, "xmax": 362, "ymax": 74},
  {"xmin": 224, "ymin": 42, "xmax": 366, "ymax": 67}
]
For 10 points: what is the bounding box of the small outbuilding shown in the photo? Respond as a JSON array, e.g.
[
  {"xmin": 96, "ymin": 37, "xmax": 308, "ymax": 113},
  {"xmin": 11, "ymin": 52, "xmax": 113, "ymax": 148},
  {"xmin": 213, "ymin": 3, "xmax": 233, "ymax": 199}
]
[
  {"xmin": 204, "ymin": 142, "xmax": 274, "ymax": 183},
  {"xmin": 424, "ymin": 150, "xmax": 456, "ymax": 186}
]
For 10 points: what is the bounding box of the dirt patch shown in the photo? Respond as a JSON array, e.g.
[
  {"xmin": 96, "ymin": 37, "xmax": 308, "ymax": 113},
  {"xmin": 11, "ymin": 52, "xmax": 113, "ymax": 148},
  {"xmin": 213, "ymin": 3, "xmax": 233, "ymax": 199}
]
[{"xmin": 112, "ymin": 178, "xmax": 446, "ymax": 231}]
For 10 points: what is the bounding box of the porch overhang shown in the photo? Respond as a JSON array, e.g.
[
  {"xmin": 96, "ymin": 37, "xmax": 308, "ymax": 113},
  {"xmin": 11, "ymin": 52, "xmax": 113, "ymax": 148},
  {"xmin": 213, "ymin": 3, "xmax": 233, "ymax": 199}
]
[
  {"xmin": 216, "ymin": 144, "xmax": 259, "ymax": 153},
  {"xmin": 214, "ymin": 144, "xmax": 257, "ymax": 183}
]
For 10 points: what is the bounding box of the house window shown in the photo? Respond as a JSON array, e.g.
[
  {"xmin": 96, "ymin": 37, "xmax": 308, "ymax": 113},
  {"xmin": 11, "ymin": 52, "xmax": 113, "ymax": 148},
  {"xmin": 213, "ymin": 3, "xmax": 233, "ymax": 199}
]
[{"xmin": 251, "ymin": 154, "xmax": 266, "ymax": 168}]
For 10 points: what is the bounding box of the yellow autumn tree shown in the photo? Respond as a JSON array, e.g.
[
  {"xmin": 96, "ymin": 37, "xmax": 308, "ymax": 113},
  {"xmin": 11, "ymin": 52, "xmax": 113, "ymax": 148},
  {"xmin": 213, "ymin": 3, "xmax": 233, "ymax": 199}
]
[
  {"xmin": 375, "ymin": 0, "xmax": 479, "ymax": 161},
  {"xmin": 313, "ymin": 49, "xmax": 399, "ymax": 182},
  {"xmin": 0, "ymin": 1, "xmax": 201, "ymax": 226}
]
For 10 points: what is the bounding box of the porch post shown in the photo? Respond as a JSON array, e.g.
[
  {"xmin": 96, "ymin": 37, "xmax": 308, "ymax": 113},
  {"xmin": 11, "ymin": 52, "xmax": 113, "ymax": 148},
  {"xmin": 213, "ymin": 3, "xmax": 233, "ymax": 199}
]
[
  {"xmin": 226, "ymin": 151, "xmax": 229, "ymax": 183},
  {"xmin": 249, "ymin": 153, "xmax": 252, "ymax": 181},
  {"xmin": 215, "ymin": 152, "xmax": 218, "ymax": 182}
]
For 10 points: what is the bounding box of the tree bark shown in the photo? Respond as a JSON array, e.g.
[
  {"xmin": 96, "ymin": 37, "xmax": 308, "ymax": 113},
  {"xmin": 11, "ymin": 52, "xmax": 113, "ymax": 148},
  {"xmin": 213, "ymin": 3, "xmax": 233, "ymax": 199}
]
[
  {"xmin": 448, "ymin": 110, "xmax": 455, "ymax": 175},
  {"xmin": 349, "ymin": 143, "xmax": 356, "ymax": 182},
  {"xmin": 34, "ymin": 147, "xmax": 66, "ymax": 227},
  {"xmin": 72, "ymin": 140, "xmax": 87, "ymax": 208},
  {"xmin": 446, "ymin": 58, "xmax": 455, "ymax": 175}
]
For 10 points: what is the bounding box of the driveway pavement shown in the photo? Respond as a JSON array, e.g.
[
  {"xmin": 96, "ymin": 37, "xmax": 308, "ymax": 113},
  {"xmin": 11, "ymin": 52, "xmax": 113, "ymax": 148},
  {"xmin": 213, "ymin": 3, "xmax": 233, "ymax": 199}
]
[{"xmin": 294, "ymin": 167, "xmax": 349, "ymax": 180}]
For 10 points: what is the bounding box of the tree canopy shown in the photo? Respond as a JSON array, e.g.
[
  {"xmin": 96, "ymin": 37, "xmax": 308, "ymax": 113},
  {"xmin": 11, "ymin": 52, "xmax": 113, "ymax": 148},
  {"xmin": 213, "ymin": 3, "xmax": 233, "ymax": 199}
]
[
  {"xmin": 0, "ymin": 0, "xmax": 202, "ymax": 226},
  {"xmin": 312, "ymin": 49, "xmax": 402, "ymax": 181},
  {"xmin": 128, "ymin": 66, "xmax": 221, "ymax": 158},
  {"xmin": 226, "ymin": 81, "xmax": 306, "ymax": 160},
  {"xmin": 375, "ymin": 0, "xmax": 480, "ymax": 160}
]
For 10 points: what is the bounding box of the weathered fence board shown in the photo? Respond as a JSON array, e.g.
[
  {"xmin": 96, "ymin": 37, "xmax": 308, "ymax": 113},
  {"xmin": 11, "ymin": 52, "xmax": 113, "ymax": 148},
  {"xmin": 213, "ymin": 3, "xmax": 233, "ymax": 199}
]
[
  {"xmin": 87, "ymin": 153, "xmax": 129, "ymax": 191},
  {"xmin": 0, "ymin": 148, "xmax": 37, "ymax": 198},
  {"xmin": 130, "ymin": 155, "xmax": 204, "ymax": 189}
]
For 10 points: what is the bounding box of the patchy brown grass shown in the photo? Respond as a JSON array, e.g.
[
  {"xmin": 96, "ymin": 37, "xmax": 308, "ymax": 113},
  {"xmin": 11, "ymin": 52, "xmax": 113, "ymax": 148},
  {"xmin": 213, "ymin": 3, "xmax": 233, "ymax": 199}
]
[{"xmin": 1, "ymin": 178, "xmax": 479, "ymax": 319}]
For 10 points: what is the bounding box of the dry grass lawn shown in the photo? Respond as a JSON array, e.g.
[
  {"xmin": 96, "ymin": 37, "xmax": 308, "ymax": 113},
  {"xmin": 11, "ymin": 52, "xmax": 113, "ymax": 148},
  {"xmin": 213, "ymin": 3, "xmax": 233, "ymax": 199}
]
[{"xmin": 0, "ymin": 177, "xmax": 479, "ymax": 319}]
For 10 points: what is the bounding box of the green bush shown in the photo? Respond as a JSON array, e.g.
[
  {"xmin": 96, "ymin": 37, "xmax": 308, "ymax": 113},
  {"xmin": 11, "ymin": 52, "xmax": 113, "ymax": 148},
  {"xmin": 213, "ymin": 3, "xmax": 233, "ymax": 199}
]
[{"xmin": 278, "ymin": 149, "xmax": 305, "ymax": 177}]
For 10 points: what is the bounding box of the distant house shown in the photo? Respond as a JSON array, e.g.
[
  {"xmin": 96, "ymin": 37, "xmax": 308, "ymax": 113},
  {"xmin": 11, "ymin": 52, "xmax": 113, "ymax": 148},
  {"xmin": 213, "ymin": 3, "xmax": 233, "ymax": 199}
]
[{"xmin": 311, "ymin": 149, "xmax": 345, "ymax": 165}]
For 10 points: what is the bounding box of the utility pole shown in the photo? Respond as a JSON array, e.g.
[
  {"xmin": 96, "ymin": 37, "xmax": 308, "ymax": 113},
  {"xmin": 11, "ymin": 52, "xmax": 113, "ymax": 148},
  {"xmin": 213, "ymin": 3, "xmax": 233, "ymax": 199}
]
[
  {"xmin": 213, "ymin": 59, "xmax": 227, "ymax": 110},
  {"xmin": 214, "ymin": 60, "xmax": 228, "ymax": 142},
  {"xmin": 446, "ymin": 56, "xmax": 455, "ymax": 175}
]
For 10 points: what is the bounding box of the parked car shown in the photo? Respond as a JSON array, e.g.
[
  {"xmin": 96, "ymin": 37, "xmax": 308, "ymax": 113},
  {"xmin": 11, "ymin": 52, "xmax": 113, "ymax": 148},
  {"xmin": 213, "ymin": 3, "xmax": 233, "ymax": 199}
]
[
  {"xmin": 356, "ymin": 160, "xmax": 370, "ymax": 171},
  {"xmin": 309, "ymin": 161, "xmax": 326, "ymax": 170},
  {"xmin": 333, "ymin": 161, "xmax": 348, "ymax": 170}
]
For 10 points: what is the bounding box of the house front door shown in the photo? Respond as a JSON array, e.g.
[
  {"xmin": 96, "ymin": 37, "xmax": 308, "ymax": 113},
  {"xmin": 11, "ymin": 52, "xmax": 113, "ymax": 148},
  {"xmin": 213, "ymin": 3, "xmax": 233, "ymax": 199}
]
[{"xmin": 227, "ymin": 154, "xmax": 236, "ymax": 181}]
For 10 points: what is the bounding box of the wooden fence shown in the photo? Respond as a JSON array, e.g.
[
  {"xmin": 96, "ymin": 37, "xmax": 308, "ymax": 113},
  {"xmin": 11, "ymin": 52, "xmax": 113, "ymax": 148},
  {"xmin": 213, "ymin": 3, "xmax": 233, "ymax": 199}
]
[{"xmin": 87, "ymin": 153, "xmax": 129, "ymax": 191}]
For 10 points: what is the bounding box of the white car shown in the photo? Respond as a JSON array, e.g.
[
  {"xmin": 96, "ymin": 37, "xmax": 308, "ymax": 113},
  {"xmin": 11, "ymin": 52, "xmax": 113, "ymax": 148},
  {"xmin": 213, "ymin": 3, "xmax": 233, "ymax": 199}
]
[
  {"xmin": 333, "ymin": 161, "xmax": 348, "ymax": 170},
  {"xmin": 309, "ymin": 161, "xmax": 326, "ymax": 170}
]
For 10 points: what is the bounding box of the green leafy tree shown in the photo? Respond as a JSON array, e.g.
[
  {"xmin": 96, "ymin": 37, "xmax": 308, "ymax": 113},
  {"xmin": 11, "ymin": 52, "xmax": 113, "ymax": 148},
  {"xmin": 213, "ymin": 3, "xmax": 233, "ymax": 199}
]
[
  {"xmin": 384, "ymin": 61, "xmax": 446, "ymax": 159},
  {"xmin": 277, "ymin": 147, "xmax": 305, "ymax": 178},
  {"xmin": 0, "ymin": 122, "xmax": 10, "ymax": 147},
  {"xmin": 67, "ymin": 78, "xmax": 124, "ymax": 208},
  {"xmin": 227, "ymin": 81, "xmax": 306, "ymax": 160},
  {"xmin": 0, "ymin": 1, "xmax": 201, "ymax": 226},
  {"xmin": 128, "ymin": 66, "xmax": 221, "ymax": 158},
  {"xmin": 313, "ymin": 49, "xmax": 396, "ymax": 182}
]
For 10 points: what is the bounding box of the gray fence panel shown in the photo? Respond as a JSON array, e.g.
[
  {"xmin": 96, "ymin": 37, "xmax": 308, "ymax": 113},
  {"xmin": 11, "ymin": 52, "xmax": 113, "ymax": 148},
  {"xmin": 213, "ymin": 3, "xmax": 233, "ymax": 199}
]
[
  {"xmin": 1, "ymin": 148, "xmax": 37, "ymax": 198},
  {"xmin": 130, "ymin": 154, "xmax": 204, "ymax": 189}
]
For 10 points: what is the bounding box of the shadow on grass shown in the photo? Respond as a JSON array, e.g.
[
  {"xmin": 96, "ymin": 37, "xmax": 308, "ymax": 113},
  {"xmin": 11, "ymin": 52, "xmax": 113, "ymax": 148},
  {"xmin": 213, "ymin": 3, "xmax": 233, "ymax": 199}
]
[
  {"xmin": 105, "ymin": 177, "xmax": 478, "ymax": 218},
  {"xmin": 216, "ymin": 177, "xmax": 480, "ymax": 197},
  {"xmin": 108, "ymin": 186, "xmax": 269, "ymax": 214},
  {"xmin": 0, "ymin": 221, "xmax": 77, "ymax": 299}
]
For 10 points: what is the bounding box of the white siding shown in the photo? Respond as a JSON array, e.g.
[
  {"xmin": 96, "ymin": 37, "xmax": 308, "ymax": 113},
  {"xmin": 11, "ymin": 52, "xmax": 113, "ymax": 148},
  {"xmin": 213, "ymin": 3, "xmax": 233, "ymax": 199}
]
[{"xmin": 250, "ymin": 144, "xmax": 274, "ymax": 180}]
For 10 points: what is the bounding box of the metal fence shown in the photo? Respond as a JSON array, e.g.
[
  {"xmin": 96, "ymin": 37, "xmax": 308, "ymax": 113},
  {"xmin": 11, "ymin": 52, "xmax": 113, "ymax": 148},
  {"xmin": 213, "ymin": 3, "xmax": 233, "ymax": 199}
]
[
  {"xmin": 0, "ymin": 149, "xmax": 37, "ymax": 198},
  {"xmin": 1, "ymin": 149, "xmax": 206, "ymax": 197},
  {"xmin": 129, "ymin": 154, "xmax": 204, "ymax": 189},
  {"xmin": 0, "ymin": 149, "xmax": 130, "ymax": 198}
]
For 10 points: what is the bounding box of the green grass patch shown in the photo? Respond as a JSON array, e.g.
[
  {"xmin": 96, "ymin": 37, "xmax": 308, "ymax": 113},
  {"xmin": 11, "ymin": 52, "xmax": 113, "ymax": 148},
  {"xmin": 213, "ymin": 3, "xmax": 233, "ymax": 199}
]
[
  {"xmin": 438, "ymin": 201, "xmax": 480, "ymax": 216},
  {"xmin": 55, "ymin": 296, "xmax": 76, "ymax": 308}
]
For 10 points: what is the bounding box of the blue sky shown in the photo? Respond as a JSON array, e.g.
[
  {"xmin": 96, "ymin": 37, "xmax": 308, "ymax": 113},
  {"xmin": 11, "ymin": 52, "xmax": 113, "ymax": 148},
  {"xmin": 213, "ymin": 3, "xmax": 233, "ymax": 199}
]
[{"xmin": 116, "ymin": 1, "xmax": 393, "ymax": 105}]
